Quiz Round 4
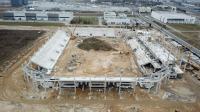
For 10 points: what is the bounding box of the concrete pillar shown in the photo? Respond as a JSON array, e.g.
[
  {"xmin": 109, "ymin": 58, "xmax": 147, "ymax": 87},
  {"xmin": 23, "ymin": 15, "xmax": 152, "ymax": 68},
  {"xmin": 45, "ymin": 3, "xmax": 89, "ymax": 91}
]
[
  {"xmin": 155, "ymin": 81, "xmax": 161, "ymax": 94},
  {"xmin": 82, "ymin": 82, "xmax": 85, "ymax": 91},
  {"xmin": 148, "ymin": 84, "xmax": 151, "ymax": 93},
  {"xmin": 26, "ymin": 75, "xmax": 29, "ymax": 83},
  {"xmin": 183, "ymin": 62, "xmax": 187, "ymax": 72},
  {"xmin": 155, "ymin": 82, "xmax": 158, "ymax": 94},
  {"xmin": 118, "ymin": 75, "xmax": 122, "ymax": 95},
  {"xmin": 44, "ymin": 81, "xmax": 47, "ymax": 93},
  {"xmin": 104, "ymin": 76, "xmax": 106, "ymax": 94},
  {"xmin": 59, "ymin": 83, "xmax": 62, "ymax": 95},
  {"xmin": 74, "ymin": 77, "xmax": 76, "ymax": 94},
  {"xmin": 52, "ymin": 81, "xmax": 55, "ymax": 90},
  {"xmin": 89, "ymin": 78, "xmax": 92, "ymax": 94}
]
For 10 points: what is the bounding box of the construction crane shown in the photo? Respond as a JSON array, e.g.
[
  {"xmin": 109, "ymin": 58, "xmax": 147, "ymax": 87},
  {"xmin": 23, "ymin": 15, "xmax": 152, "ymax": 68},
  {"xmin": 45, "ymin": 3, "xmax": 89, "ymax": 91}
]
[
  {"xmin": 70, "ymin": 16, "xmax": 82, "ymax": 40},
  {"xmin": 70, "ymin": 25, "xmax": 77, "ymax": 40}
]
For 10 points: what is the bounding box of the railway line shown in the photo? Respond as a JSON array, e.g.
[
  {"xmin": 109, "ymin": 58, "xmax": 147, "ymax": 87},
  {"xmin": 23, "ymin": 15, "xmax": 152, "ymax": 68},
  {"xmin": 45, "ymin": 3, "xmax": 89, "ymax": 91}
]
[{"xmin": 139, "ymin": 14, "xmax": 200, "ymax": 58}]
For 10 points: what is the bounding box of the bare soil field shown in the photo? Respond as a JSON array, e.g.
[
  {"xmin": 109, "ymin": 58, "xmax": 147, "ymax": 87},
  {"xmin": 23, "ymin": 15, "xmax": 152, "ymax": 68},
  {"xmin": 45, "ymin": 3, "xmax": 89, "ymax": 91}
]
[
  {"xmin": 53, "ymin": 37, "xmax": 140, "ymax": 77},
  {"xmin": 0, "ymin": 30, "xmax": 45, "ymax": 73},
  {"xmin": 0, "ymin": 27, "xmax": 199, "ymax": 112}
]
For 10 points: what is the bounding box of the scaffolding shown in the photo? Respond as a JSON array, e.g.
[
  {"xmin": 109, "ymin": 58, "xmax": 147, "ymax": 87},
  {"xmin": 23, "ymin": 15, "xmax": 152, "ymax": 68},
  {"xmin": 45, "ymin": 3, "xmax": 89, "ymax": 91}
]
[{"xmin": 22, "ymin": 29, "xmax": 183, "ymax": 95}]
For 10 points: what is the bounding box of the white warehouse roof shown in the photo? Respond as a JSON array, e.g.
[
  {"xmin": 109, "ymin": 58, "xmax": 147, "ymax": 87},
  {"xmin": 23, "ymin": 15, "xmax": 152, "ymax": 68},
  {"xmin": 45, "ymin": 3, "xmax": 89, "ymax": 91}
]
[
  {"xmin": 104, "ymin": 12, "xmax": 116, "ymax": 16},
  {"xmin": 73, "ymin": 27, "xmax": 117, "ymax": 37},
  {"xmin": 152, "ymin": 11, "xmax": 194, "ymax": 18},
  {"xmin": 6, "ymin": 11, "xmax": 73, "ymax": 16},
  {"xmin": 104, "ymin": 12, "xmax": 130, "ymax": 25},
  {"xmin": 31, "ymin": 30, "xmax": 70, "ymax": 71},
  {"xmin": 13, "ymin": 11, "xmax": 25, "ymax": 16},
  {"xmin": 28, "ymin": 1, "xmax": 131, "ymax": 12},
  {"xmin": 105, "ymin": 18, "xmax": 131, "ymax": 24},
  {"xmin": 151, "ymin": 11, "xmax": 196, "ymax": 24}
]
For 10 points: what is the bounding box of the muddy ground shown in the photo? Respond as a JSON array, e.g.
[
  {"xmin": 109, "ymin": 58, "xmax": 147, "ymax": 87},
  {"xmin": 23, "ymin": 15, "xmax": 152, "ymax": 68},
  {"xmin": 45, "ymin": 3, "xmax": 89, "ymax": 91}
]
[
  {"xmin": 0, "ymin": 30, "xmax": 45, "ymax": 73},
  {"xmin": 0, "ymin": 27, "xmax": 199, "ymax": 112}
]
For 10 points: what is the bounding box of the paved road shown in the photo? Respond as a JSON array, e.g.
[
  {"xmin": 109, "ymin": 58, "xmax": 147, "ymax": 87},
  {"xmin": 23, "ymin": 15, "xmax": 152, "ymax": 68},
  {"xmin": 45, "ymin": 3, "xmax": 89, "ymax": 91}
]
[{"xmin": 139, "ymin": 14, "xmax": 200, "ymax": 58}]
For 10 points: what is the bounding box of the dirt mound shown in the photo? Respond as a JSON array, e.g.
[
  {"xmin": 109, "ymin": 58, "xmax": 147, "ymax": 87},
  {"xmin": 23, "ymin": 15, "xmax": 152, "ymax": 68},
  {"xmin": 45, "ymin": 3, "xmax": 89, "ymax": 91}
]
[{"xmin": 78, "ymin": 38, "xmax": 116, "ymax": 51}]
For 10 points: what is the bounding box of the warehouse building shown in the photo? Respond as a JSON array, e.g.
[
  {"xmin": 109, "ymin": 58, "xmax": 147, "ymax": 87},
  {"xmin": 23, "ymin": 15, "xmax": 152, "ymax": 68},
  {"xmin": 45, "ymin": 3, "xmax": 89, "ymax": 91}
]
[
  {"xmin": 151, "ymin": 11, "xmax": 196, "ymax": 24},
  {"xmin": 11, "ymin": 0, "xmax": 28, "ymax": 7},
  {"xmin": 138, "ymin": 7, "xmax": 152, "ymax": 13},
  {"xmin": 27, "ymin": 1, "xmax": 130, "ymax": 12},
  {"xmin": 103, "ymin": 12, "xmax": 130, "ymax": 25},
  {"xmin": 2, "ymin": 11, "xmax": 73, "ymax": 22},
  {"xmin": 103, "ymin": 12, "xmax": 116, "ymax": 20}
]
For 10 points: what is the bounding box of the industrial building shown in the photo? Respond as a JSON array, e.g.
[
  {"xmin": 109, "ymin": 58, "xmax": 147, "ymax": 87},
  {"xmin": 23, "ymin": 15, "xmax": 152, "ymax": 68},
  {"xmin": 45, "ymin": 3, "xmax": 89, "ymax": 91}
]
[
  {"xmin": 138, "ymin": 7, "xmax": 152, "ymax": 13},
  {"xmin": 11, "ymin": 0, "xmax": 28, "ymax": 7},
  {"xmin": 27, "ymin": 1, "xmax": 130, "ymax": 12},
  {"xmin": 151, "ymin": 11, "xmax": 196, "ymax": 24},
  {"xmin": 103, "ymin": 12, "xmax": 131, "ymax": 25},
  {"xmin": 103, "ymin": 12, "xmax": 116, "ymax": 20},
  {"xmin": 2, "ymin": 11, "xmax": 73, "ymax": 22}
]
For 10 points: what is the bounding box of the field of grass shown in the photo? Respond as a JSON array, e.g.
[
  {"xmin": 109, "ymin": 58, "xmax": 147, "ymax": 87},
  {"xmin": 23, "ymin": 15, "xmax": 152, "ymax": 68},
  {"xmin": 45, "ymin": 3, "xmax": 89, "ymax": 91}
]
[
  {"xmin": 169, "ymin": 24, "xmax": 200, "ymax": 31},
  {"xmin": 70, "ymin": 16, "xmax": 98, "ymax": 25},
  {"xmin": 173, "ymin": 32, "xmax": 200, "ymax": 49},
  {"xmin": 0, "ymin": 21, "xmax": 65, "ymax": 26},
  {"xmin": 168, "ymin": 24, "xmax": 200, "ymax": 49}
]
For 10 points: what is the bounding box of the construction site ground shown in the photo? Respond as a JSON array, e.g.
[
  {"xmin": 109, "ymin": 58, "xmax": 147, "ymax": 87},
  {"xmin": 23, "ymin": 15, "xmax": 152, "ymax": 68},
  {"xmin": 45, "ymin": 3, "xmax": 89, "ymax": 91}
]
[
  {"xmin": 0, "ymin": 26, "xmax": 199, "ymax": 112},
  {"xmin": 53, "ymin": 37, "xmax": 140, "ymax": 77}
]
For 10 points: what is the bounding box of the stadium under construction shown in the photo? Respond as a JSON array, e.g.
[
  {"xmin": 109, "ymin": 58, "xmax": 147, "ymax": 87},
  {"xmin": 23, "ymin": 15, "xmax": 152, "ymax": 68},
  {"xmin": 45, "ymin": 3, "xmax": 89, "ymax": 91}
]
[{"xmin": 22, "ymin": 28, "xmax": 185, "ymax": 95}]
